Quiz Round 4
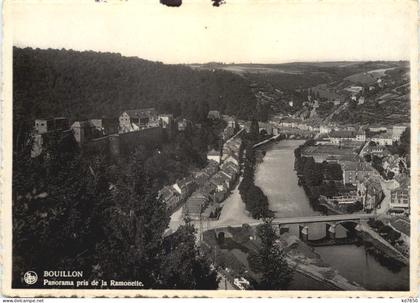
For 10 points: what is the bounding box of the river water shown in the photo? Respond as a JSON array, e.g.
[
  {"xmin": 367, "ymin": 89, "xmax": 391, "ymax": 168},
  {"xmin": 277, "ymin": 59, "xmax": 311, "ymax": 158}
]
[{"xmin": 254, "ymin": 140, "xmax": 409, "ymax": 291}]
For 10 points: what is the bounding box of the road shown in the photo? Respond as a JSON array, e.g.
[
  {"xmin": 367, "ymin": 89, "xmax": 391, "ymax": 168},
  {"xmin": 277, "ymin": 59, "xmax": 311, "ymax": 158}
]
[{"xmin": 376, "ymin": 177, "xmax": 400, "ymax": 215}]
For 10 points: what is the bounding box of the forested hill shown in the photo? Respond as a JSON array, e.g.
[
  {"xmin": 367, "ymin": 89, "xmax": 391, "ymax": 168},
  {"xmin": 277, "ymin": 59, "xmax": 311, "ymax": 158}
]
[{"xmin": 13, "ymin": 47, "xmax": 257, "ymax": 125}]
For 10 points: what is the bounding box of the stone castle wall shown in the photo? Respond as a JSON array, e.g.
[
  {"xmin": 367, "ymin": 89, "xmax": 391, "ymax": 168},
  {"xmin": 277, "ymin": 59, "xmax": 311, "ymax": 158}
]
[{"xmin": 84, "ymin": 127, "xmax": 166, "ymax": 158}]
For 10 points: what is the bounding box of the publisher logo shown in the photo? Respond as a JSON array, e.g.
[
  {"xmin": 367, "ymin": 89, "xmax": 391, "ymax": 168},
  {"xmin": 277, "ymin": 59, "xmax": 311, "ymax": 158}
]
[{"xmin": 23, "ymin": 271, "xmax": 38, "ymax": 285}]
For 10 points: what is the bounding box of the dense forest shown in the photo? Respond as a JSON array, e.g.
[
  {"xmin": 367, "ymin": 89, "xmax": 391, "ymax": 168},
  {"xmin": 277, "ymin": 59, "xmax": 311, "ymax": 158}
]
[
  {"xmin": 13, "ymin": 47, "xmax": 258, "ymax": 145},
  {"xmin": 13, "ymin": 132, "xmax": 219, "ymax": 288}
]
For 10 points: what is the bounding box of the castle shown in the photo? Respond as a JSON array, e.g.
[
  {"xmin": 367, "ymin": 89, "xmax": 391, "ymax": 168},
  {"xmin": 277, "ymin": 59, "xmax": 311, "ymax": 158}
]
[{"xmin": 32, "ymin": 108, "xmax": 175, "ymax": 158}]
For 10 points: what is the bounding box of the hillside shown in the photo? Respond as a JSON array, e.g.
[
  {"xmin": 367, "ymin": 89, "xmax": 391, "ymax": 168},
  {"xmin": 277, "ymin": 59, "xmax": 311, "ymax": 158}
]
[
  {"xmin": 192, "ymin": 61, "xmax": 410, "ymax": 124},
  {"xmin": 13, "ymin": 47, "xmax": 259, "ymax": 141}
]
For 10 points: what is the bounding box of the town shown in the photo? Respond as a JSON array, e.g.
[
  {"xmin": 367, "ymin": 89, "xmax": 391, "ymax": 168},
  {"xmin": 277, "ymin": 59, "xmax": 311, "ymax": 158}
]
[
  {"xmin": 31, "ymin": 108, "xmax": 409, "ymax": 217},
  {"xmin": 28, "ymin": 103, "xmax": 410, "ymax": 290}
]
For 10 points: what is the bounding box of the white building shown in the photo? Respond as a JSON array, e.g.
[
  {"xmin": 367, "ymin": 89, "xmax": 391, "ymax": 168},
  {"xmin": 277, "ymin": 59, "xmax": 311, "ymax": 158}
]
[
  {"xmin": 207, "ymin": 149, "xmax": 221, "ymax": 163},
  {"xmin": 119, "ymin": 108, "xmax": 158, "ymax": 133},
  {"xmin": 158, "ymin": 114, "xmax": 174, "ymax": 128},
  {"xmin": 392, "ymin": 125, "xmax": 407, "ymax": 142},
  {"xmin": 320, "ymin": 125, "xmax": 332, "ymax": 134}
]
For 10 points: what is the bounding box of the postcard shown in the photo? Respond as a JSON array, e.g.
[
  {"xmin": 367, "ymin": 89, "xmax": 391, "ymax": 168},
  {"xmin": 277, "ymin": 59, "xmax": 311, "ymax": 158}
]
[{"xmin": 1, "ymin": 0, "xmax": 418, "ymax": 298}]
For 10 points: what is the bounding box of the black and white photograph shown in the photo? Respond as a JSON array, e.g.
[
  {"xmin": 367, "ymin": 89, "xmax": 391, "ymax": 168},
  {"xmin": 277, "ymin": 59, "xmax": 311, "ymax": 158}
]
[{"xmin": 2, "ymin": 0, "xmax": 418, "ymax": 297}]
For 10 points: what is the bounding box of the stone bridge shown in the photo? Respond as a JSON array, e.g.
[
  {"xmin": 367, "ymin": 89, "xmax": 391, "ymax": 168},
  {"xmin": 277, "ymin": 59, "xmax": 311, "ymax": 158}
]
[{"xmin": 207, "ymin": 213, "xmax": 376, "ymax": 244}]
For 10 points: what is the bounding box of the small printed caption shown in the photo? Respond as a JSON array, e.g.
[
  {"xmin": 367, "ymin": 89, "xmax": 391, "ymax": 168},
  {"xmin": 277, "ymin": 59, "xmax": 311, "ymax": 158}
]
[{"xmin": 22, "ymin": 271, "xmax": 144, "ymax": 288}]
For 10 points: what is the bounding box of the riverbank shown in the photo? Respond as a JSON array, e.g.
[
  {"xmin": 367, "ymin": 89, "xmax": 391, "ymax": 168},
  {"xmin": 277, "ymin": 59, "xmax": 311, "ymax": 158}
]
[
  {"xmin": 357, "ymin": 222, "xmax": 409, "ymax": 265},
  {"xmin": 279, "ymin": 233, "xmax": 364, "ymax": 290},
  {"xmin": 202, "ymin": 224, "xmax": 362, "ymax": 291}
]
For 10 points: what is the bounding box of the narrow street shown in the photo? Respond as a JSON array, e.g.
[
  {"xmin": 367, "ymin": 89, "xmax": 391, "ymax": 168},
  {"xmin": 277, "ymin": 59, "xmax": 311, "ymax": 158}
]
[{"xmin": 376, "ymin": 177, "xmax": 400, "ymax": 215}]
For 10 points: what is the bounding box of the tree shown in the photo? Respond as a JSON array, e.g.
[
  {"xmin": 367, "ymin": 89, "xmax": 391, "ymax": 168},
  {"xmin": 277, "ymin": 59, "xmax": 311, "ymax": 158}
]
[
  {"xmin": 95, "ymin": 150, "xmax": 170, "ymax": 287},
  {"xmin": 12, "ymin": 134, "xmax": 107, "ymax": 286},
  {"xmin": 247, "ymin": 222, "xmax": 292, "ymax": 289},
  {"xmin": 160, "ymin": 220, "xmax": 219, "ymax": 289},
  {"xmin": 303, "ymin": 157, "xmax": 323, "ymax": 186},
  {"xmin": 398, "ymin": 127, "xmax": 410, "ymax": 157},
  {"xmin": 250, "ymin": 119, "xmax": 260, "ymax": 143}
]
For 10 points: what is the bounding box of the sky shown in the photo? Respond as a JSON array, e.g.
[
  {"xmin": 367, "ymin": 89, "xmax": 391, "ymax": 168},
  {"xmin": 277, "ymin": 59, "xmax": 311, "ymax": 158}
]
[{"xmin": 9, "ymin": 0, "xmax": 418, "ymax": 64}]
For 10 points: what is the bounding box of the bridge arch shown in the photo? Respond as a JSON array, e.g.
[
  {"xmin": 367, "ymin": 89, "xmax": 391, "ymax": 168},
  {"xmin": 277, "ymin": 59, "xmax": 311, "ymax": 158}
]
[
  {"xmin": 217, "ymin": 231, "xmax": 225, "ymax": 243},
  {"xmin": 333, "ymin": 220, "xmax": 360, "ymax": 228}
]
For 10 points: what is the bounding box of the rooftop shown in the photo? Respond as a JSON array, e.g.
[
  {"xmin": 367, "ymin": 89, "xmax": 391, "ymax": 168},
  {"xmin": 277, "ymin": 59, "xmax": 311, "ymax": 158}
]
[
  {"xmin": 329, "ymin": 130, "xmax": 356, "ymax": 138},
  {"xmin": 302, "ymin": 145, "xmax": 355, "ymax": 156},
  {"xmin": 123, "ymin": 108, "xmax": 157, "ymax": 118},
  {"xmin": 207, "ymin": 149, "xmax": 220, "ymax": 156},
  {"xmin": 159, "ymin": 186, "xmax": 178, "ymax": 201},
  {"xmin": 341, "ymin": 161, "xmax": 373, "ymax": 172}
]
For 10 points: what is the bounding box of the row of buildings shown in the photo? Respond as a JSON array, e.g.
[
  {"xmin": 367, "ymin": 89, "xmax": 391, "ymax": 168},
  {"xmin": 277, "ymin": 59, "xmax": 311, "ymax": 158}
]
[
  {"xmin": 158, "ymin": 134, "xmax": 242, "ymax": 220},
  {"xmin": 182, "ymin": 137, "xmax": 242, "ymax": 220},
  {"xmin": 270, "ymin": 114, "xmax": 407, "ymax": 146},
  {"xmin": 326, "ymin": 125, "xmax": 407, "ymax": 146},
  {"xmin": 301, "ymin": 135, "xmax": 410, "ymax": 214}
]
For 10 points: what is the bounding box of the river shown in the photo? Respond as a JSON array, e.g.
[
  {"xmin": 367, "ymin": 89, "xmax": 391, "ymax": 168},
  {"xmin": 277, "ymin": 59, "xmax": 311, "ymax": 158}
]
[{"xmin": 254, "ymin": 140, "xmax": 409, "ymax": 291}]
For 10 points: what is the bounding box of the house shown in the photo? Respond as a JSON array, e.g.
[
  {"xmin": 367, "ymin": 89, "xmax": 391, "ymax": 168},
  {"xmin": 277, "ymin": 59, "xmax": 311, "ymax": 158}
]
[
  {"xmin": 192, "ymin": 171, "xmax": 211, "ymax": 187},
  {"xmin": 192, "ymin": 160, "xmax": 220, "ymax": 187},
  {"xmin": 203, "ymin": 160, "xmax": 219, "ymax": 175},
  {"xmin": 368, "ymin": 126, "xmax": 388, "ymax": 132},
  {"xmin": 355, "ymin": 129, "xmax": 366, "ymax": 141},
  {"xmin": 369, "ymin": 131, "xmax": 393, "ymax": 146},
  {"xmin": 301, "ymin": 145, "xmax": 356, "ymax": 163},
  {"xmin": 159, "ymin": 186, "xmax": 181, "ymax": 212},
  {"xmin": 220, "ymin": 162, "xmax": 239, "ymax": 183},
  {"xmin": 32, "ymin": 117, "xmax": 72, "ymax": 157},
  {"xmin": 222, "ymin": 137, "xmax": 242, "ymax": 161},
  {"xmin": 119, "ymin": 108, "xmax": 158, "ymax": 133},
  {"xmin": 341, "ymin": 161, "xmax": 375, "ymax": 185},
  {"xmin": 208, "ymin": 110, "xmax": 221, "ymax": 120},
  {"xmin": 199, "ymin": 182, "xmax": 217, "ymax": 196},
  {"xmin": 182, "ymin": 191, "xmax": 209, "ymax": 220},
  {"xmin": 392, "ymin": 125, "xmax": 407, "ymax": 142},
  {"xmin": 320, "ymin": 125, "xmax": 332, "ymax": 134},
  {"xmin": 158, "ymin": 114, "xmax": 174, "ymax": 129},
  {"xmin": 210, "ymin": 172, "xmax": 230, "ymax": 192},
  {"xmin": 278, "ymin": 117, "xmax": 302, "ymax": 129},
  {"xmin": 173, "ymin": 177, "xmax": 197, "ymax": 200},
  {"xmin": 223, "ymin": 155, "xmax": 239, "ymax": 166},
  {"xmin": 34, "ymin": 117, "xmax": 69, "ymax": 134},
  {"xmin": 328, "ymin": 130, "xmax": 357, "ymax": 144},
  {"xmin": 207, "ymin": 149, "xmax": 221, "ymax": 163},
  {"xmin": 357, "ymin": 176, "xmax": 383, "ymax": 211},
  {"xmin": 222, "ymin": 158, "xmax": 239, "ymax": 171},
  {"xmin": 389, "ymin": 183, "xmax": 410, "ymax": 215},
  {"xmin": 320, "ymin": 192, "xmax": 358, "ymax": 206},
  {"xmin": 361, "ymin": 144, "xmax": 388, "ymax": 158}
]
